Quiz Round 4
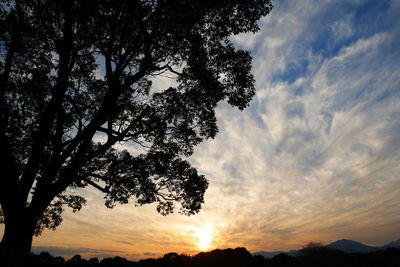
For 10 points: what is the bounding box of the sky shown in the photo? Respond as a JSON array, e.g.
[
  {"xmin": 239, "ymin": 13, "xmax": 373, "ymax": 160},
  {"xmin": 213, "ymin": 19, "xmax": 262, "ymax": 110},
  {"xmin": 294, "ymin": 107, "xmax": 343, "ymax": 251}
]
[{"xmin": 5, "ymin": 0, "xmax": 400, "ymax": 261}]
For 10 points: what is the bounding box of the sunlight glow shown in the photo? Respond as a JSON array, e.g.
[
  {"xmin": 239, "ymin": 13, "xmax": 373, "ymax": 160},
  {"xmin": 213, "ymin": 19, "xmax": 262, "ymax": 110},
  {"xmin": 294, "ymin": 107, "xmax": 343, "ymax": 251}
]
[{"xmin": 195, "ymin": 227, "xmax": 213, "ymax": 251}]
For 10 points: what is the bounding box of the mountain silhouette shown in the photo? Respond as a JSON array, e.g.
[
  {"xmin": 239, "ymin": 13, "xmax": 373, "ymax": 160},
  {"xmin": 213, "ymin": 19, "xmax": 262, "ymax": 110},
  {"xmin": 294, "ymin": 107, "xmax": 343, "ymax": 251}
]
[
  {"xmin": 327, "ymin": 239, "xmax": 380, "ymax": 253},
  {"xmin": 253, "ymin": 250, "xmax": 299, "ymax": 259},
  {"xmin": 253, "ymin": 251, "xmax": 284, "ymax": 259},
  {"xmin": 384, "ymin": 240, "xmax": 400, "ymax": 249},
  {"xmin": 253, "ymin": 238, "xmax": 400, "ymax": 257}
]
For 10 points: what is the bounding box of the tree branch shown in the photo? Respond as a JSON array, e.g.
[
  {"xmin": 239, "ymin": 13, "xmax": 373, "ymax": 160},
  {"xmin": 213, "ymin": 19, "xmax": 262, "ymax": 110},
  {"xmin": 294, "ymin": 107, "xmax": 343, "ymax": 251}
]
[
  {"xmin": 0, "ymin": 2, "xmax": 24, "ymax": 198},
  {"xmin": 20, "ymin": 1, "xmax": 76, "ymax": 199},
  {"xmin": 84, "ymin": 179, "xmax": 109, "ymax": 193}
]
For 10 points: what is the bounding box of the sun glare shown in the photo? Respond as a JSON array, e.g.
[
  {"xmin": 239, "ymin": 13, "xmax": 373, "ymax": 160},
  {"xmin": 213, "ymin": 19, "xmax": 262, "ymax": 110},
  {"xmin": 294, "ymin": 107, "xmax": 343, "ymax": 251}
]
[{"xmin": 195, "ymin": 227, "xmax": 212, "ymax": 251}]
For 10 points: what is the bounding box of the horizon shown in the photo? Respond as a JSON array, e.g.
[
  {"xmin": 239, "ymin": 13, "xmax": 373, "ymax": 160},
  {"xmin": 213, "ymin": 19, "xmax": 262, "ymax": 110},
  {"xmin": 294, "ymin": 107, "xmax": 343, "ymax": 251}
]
[
  {"xmin": 1, "ymin": 0, "xmax": 400, "ymax": 262},
  {"xmin": 30, "ymin": 237, "xmax": 400, "ymax": 260}
]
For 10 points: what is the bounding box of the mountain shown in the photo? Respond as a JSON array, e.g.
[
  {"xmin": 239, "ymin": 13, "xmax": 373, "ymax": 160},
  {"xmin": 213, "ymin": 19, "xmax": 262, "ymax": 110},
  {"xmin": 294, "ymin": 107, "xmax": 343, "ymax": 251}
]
[
  {"xmin": 253, "ymin": 251, "xmax": 285, "ymax": 259},
  {"xmin": 253, "ymin": 238, "xmax": 400, "ymax": 258},
  {"xmin": 326, "ymin": 239, "xmax": 380, "ymax": 253},
  {"xmin": 253, "ymin": 249, "xmax": 300, "ymax": 259},
  {"xmin": 384, "ymin": 239, "xmax": 400, "ymax": 249},
  {"xmin": 326, "ymin": 239, "xmax": 400, "ymax": 253}
]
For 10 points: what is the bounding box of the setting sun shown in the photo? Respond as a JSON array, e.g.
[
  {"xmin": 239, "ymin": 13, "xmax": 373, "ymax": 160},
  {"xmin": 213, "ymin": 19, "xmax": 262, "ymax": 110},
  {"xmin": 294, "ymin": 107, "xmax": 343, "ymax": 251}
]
[{"xmin": 195, "ymin": 227, "xmax": 213, "ymax": 251}]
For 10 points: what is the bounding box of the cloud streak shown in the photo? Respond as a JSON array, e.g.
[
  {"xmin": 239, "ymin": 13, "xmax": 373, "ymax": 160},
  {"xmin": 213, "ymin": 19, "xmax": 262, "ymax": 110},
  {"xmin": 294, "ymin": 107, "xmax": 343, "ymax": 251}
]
[{"xmin": 189, "ymin": 0, "xmax": 400, "ymax": 250}]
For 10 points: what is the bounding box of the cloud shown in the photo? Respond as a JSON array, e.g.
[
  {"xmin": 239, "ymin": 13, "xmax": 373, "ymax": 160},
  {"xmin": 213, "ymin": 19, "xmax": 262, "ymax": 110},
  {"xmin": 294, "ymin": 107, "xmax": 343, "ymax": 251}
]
[{"xmin": 187, "ymin": 0, "xmax": 400, "ymax": 251}]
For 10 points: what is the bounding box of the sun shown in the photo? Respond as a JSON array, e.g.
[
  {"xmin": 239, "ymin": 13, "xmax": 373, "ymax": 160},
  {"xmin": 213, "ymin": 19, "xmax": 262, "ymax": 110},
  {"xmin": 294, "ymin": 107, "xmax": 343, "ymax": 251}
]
[{"xmin": 195, "ymin": 227, "xmax": 213, "ymax": 251}]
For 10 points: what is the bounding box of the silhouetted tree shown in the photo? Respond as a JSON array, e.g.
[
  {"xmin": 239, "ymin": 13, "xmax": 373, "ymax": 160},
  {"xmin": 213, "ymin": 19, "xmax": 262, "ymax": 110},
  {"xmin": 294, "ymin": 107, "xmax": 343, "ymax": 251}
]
[
  {"xmin": 88, "ymin": 257, "xmax": 99, "ymax": 266},
  {"xmin": 193, "ymin": 247, "xmax": 253, "ymax": 267},
  {"xmin": 299, "ymin": 242, "xmax": 326, "ymax": 256},
  {"xmin": 270, "ymin": 253, "xmax": 290, "ymax": 267},
  {"xmin": 297, "ymin": 241, "xmax": 332, "ymax": 266},
  {"xmin": 98, "ymin": 256, "xmax": 134, "ymax": 267},
  {"xmin": 252, "ymin": 254, "xmax": 267, "ymax": 267},
  {"xmin": 0, "ymin": 0, "xmax": 273, "ymax": 266}
]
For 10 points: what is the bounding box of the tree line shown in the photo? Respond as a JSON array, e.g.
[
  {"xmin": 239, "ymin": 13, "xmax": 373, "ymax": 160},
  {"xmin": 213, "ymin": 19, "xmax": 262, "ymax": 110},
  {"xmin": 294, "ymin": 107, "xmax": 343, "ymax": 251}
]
[{"xmin": 18, "ymin": 246, "xmax": 400, "ymax": 267}]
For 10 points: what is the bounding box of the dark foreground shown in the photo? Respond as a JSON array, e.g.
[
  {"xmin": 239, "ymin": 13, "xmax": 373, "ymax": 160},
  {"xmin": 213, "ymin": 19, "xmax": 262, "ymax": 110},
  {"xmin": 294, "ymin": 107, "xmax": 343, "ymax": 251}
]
[{"xmin": 21, "ymin": 247, "xmax": 400, "ymax": 267}]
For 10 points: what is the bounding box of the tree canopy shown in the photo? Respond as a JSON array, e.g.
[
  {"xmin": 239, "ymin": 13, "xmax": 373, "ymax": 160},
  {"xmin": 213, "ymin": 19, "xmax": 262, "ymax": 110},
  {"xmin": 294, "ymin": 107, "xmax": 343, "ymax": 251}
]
[{"xmin": 0, "ymin": 0, "xmax": 273, "ymax": 263}]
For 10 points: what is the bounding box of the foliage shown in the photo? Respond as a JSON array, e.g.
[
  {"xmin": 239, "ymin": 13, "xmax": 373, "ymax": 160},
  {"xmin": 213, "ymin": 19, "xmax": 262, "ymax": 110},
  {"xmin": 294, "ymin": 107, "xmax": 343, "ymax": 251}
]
[
  {"xmin": 34, "ymin": 194, "xmax": 86, "ymax": 236},
  {"xmin": 299, "ymin": 241, "xmax": 327, "ymax": 256},
  {"xmin": 0, "ymin": 0, "xmax": 273, "ymax": 237}
]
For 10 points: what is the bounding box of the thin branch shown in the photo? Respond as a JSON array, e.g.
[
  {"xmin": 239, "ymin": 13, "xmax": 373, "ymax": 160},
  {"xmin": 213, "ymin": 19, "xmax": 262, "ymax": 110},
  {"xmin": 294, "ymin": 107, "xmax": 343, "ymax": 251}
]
[
  {"xmin": 87, "ymin": 173, "xmax": 109, "ymax": 180},
  {"xmin": 96, "ymin": 126, "xmax": 119, "ymax": 138},
  {"xmin": 84, "ymin": 179, "xmax": 109, "ymax": 193},
  {"xmin": 156, "ymin": 194, "xmax": 176, "ymax": 201}
]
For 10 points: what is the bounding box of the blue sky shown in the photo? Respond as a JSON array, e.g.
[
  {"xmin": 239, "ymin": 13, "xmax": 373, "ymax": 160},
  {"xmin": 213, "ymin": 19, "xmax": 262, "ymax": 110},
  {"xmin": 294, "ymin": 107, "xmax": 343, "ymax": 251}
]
[{"xmin": 28, "ymin": 0, "xmax": 400, "ymax": 260}]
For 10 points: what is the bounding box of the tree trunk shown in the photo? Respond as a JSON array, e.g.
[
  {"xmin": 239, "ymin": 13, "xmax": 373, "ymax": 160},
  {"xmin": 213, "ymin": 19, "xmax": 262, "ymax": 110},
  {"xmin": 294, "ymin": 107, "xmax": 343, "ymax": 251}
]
[{"xmin": 0, "ymin": 213, "xmax": 35, "ymax": 267}]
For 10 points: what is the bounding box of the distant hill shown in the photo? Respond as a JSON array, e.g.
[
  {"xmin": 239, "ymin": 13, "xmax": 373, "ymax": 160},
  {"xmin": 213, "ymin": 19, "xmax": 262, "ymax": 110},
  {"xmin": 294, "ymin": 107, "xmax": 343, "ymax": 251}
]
[
  {"xmin": 327, "ymin": 239, "xmax": 400, "ymax": 253},
  {"xmin": 326, "ymin": 239, "xmax": 380, "ymax": 253},
  {"xmin": 253, "ymin": 238, "xmax": 400, "ymax": 258},
  {"xmin": 384, "ymin": 239, "xmax": 400, "ymax": 249},
  {"xmin": 253, "ymin": 251, "xmax": 284, "ymax": 259},
  {"xmin": 253, "ymin": 250, "xmax": 299, "ymax": 259}
]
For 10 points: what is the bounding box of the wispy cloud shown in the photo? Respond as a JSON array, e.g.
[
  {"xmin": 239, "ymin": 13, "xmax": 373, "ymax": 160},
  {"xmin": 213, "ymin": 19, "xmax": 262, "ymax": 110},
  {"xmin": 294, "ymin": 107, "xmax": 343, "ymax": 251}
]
[{"xmin": 189, "ymin": 0, "xmax": 400, "ymax": 250}]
